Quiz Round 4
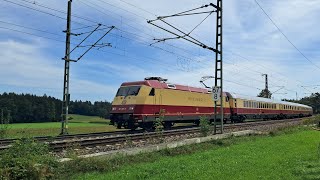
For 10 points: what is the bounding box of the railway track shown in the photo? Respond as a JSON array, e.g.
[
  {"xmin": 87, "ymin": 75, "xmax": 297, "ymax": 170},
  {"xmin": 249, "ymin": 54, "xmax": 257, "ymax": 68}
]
[{"xmin": 0, "ymin": 118, "xmax": 305, "ymax": 152}]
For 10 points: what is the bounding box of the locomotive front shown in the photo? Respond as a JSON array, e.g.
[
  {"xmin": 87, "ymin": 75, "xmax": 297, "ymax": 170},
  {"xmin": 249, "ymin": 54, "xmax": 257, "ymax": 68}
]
[
  {"xmin": 109, "ymin": 79, "xmax": 157, "ymax": 130},
  {"xmin": 110, "ymin": 85, "xmax": 141, "ymax": 129}
]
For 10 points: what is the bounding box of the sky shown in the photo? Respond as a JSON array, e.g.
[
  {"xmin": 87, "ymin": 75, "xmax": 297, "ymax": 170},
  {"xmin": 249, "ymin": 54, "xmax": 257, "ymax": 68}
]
[{"xmin": 0, "ymin": 0, "xmax": 320, "ymax": 102}]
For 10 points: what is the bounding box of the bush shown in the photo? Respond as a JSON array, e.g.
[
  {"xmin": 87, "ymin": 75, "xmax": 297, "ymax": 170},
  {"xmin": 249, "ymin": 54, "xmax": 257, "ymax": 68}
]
[
  {"xmin": 303, "ymin": 115, "xmax": 320, "ymax": 126},
  {"xmin": 200, "ymin": 116, "xmax": 211, "ymax": 137},
  {"xmin": 0, "ymin": 139, "xmax": 58, "ymax": 180}
]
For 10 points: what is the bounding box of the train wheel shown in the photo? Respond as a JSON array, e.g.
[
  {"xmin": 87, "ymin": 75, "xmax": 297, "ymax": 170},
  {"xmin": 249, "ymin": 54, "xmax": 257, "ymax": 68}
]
[
  {"xmin": 163, "ymin": 122, "xmax": 173, "ymax": 130},
  {"xmin": 130, "ymin": 126, "xmax": 137, "ymax": 131},
  {"xmin": 194, "ymin": 120, "xmax": 200, "ymax": 126},
  {"xmin": 143, "ymin": 122, "xmax": 155, "ymax": 132},
  {"xmin": 223, "ymin": 118, "xmax": 228, "ymax": 124},
  {"xmin": 116, "ymin": 123, "xmax": 122, "ymax": 129}
]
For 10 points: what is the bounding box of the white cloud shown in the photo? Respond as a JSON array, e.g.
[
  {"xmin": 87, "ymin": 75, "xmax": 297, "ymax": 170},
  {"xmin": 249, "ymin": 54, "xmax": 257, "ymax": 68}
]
[{"xmin": 1, "ymin": 0, "xmax": 320, "ymax": 101}]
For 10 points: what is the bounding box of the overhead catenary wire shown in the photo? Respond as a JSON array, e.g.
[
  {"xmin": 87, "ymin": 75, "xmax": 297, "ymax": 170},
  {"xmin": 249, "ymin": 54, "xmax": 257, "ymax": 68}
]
[
  {"xmin": 3, "ymin": 1, "xmax": 284, "ymax": 91},
  {"xmin": 115, "ymin": 0, "xmax": 318, "ymax": 91},
  {"xmin": 254, "ymin": 0, "xmax": 320, "ymax": 71},
  {"xmin": 2, "ymin": 0, "xmax": 314, "ymax": 98},
  {"xmin": 16, "ymin": 0, "xmax": 103, "ymax": 26},
  {"xmin": 0, "ymin": 25, "xmax": 272, "ymax": 96}
]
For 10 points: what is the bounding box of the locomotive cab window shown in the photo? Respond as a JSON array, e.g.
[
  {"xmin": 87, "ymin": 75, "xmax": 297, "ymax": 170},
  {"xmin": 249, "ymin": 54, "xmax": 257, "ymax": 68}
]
[
  {"xmin": 116, "ymin": 86, "xmax": 141, "ymax": 96},
  {"xmin": 127, "ymin": 86, "xmax": 141, "ymax": 96}
]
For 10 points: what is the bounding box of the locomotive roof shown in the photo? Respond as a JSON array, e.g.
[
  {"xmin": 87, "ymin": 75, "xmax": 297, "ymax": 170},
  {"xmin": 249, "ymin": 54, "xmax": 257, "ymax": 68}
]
[
  {"xmin": 121, "ymin": 80, "xmax": 213, "ymax": 94},
  {"xmin": 121, "ymin": 80, "xmax": 311, "ymax": 109},
  {"xmin": 229, "ymin": 93, "xmax": 312, "ymax": 108}
]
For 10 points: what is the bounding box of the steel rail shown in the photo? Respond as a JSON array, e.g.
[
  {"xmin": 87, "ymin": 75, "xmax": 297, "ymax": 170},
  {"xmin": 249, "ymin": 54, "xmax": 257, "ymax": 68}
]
[{"xmin": 0, "ymin": 118, "xmax": 307, "ymax": 152}]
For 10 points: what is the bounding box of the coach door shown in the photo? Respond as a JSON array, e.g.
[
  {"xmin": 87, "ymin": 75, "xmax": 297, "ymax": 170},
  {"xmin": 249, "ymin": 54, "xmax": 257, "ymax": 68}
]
[
  {"xmin": 150, "ymin": 88, "xmax": 162, "ymax": 115},
  {"xmin": 228, "ymin": 97, "xmax": 238, "ymax": 115}
]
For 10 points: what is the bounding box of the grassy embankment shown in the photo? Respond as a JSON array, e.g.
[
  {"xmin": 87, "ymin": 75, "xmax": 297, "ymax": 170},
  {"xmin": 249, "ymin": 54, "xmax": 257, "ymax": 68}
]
[
  {"xmin": 71, "ymin": 127, "xmax": 320, "ymax": 180},
  {"xmin": 5, "ymin": 114, "xmax": 117, "ymax": 138}
]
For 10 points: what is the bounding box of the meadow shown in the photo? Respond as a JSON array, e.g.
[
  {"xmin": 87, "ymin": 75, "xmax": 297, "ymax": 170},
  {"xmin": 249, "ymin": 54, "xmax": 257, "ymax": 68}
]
[
  {"xmin": 74, "ymin": 127, "xmax": 320, "ymax": 180},
  {"xmin": 4, "ymin": 114, "xmax": 118, "ymax": 138}
]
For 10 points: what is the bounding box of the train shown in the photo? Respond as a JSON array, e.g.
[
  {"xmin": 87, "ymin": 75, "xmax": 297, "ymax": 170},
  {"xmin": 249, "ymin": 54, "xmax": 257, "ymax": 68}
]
[{"xmin": 110, "ymin": 77, "xmax": 313, "ymax": 130}]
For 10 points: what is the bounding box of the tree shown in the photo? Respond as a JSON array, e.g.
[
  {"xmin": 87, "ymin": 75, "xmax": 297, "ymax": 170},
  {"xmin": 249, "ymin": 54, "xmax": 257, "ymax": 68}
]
[
  {"xmin": 0, "ymin": 92, "xmax": 112, "ymax": 123},
  {"xmin": 257, "ymin": 89, "xmax": 272, "ymax": 99}
]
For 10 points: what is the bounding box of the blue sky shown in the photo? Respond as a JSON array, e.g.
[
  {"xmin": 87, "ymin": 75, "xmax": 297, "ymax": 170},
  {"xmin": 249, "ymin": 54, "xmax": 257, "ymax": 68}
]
[{"xmin": 0, "ymin": 0, "xmax": 320, "ymax": 102}]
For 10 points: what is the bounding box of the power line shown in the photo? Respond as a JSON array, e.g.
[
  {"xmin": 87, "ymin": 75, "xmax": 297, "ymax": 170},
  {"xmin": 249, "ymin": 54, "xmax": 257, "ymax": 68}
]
[
  {"xmin": 14, "ymin": 0, "xmax": 308, "ymax": 90},
  {"xmin": 0, "ymin": 20, "xmax": 62, "ymax": 37},
  {"xmin": 3, "ymin": 0, "xmax": 87, "ymax": 26},
  {"xmin": 117, "ymin": 0, "xmax": 216, "ymax": 45},
  {"xmin": 3, "ymin": 0, "xmax": 310, "ymax": 98},
  {"xmin": 0, "ymin": 26, "xmax": 266, "ymax": 96},
  {"xmin": 18, "ymin": 0, "xmax": 97, "ymax": 25},
  {"xmin": 254, "ymin": 0, "xmax": 320, "ymax": 70},
  {"xmin": 9, "ymin": 0, "xmax": 199, "ymax": 62},
  {"xmin": 0, "ymin": 26, "xmax": 65, "ymax": 43}
]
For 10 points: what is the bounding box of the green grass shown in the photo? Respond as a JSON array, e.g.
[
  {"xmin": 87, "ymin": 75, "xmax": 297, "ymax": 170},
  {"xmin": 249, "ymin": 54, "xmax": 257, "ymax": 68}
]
[
  {"xmin": 72, "ymin": 127, "xmax": 320, "ymax": 180},
  {"xmin": 5, "ymin": 114, "xmax": 117, "ymax": 138}
]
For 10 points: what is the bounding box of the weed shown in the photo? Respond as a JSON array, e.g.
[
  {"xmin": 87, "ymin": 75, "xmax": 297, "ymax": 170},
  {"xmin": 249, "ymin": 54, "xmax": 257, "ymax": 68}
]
[
  {"xmin": 0, "ymin": 138, "xmax": 58, "ymax": 180},
  {"xmin": 199, "ymin": 116, "xmax": 211, "ymax": 136},
  {"xmin": 0, "ymin": 109, "xmax": 11, "ymax": 139},
  {"xmin": 64, "ymin": 142, "xmax": 82, "ymax": 159},
  {"xmin": 125, "ymin": 135, "xmax": 134, "ymax": 148},
  {"xmin": 155, "ymin": 109, "xmax": 165, "ymax": 142}
]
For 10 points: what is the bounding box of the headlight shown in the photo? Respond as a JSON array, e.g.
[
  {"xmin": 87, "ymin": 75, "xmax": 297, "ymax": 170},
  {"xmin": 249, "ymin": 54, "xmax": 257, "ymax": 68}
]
[
  {"xmin": 129, "ymin": 107, "xmax": 134, "ymax": 110},
  {"xmin": 112, "ymin": 107, "xmax": 116, "ymax": 110}
]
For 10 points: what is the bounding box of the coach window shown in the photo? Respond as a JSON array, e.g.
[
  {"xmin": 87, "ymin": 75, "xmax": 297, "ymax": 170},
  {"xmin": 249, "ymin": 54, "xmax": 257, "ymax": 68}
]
[{"xmin": 149, "ymin": 88, "xmax": 155, "ymax": 96}]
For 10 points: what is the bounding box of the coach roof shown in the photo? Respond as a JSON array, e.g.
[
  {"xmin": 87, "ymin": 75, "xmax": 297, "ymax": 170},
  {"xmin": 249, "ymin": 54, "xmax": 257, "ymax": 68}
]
[{"xmin": 229, "ymin": 93, "xmax": 311, "ymax": 108}]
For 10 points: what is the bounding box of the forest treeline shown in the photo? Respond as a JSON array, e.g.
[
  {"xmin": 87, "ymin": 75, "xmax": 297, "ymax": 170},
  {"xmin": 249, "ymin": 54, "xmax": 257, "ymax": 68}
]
[
  {"xmin": 0, "ymin": 93, "xmax": 111, "ymax": 123},
  {"xmin": 283, "ymin": 92, "xmax": 320, "ymax": 113}
]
